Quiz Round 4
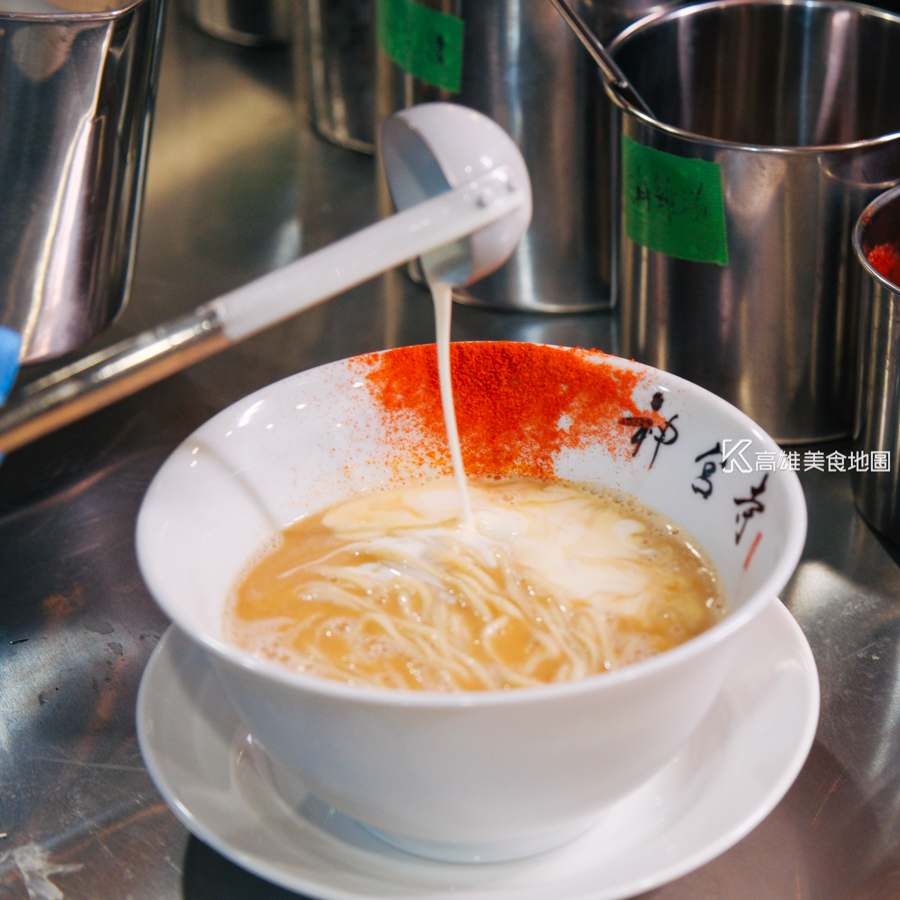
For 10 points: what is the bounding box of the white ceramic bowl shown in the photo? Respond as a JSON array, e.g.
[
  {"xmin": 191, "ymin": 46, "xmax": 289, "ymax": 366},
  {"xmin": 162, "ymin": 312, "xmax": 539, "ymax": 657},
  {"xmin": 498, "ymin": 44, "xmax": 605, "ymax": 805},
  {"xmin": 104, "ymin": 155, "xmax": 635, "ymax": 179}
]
[{"xmin": 136, "ymin": 343, "xmax": 807, "ymax": 863}]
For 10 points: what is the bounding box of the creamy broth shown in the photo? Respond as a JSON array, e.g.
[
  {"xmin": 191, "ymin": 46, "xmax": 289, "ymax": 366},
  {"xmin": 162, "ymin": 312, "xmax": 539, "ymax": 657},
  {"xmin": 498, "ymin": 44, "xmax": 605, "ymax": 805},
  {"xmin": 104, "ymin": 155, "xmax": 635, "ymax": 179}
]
[{"xmin": 225, "ymin": 477, "xmax": 726, "ymax": 691}]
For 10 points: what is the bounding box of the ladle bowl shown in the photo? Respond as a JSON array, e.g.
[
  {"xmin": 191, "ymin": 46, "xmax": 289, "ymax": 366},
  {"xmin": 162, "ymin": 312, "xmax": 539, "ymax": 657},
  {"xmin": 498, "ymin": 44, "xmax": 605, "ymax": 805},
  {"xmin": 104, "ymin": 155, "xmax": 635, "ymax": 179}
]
[{"xmin": 382, "ymin": 103, "xmax": 532, "ymax": 286}]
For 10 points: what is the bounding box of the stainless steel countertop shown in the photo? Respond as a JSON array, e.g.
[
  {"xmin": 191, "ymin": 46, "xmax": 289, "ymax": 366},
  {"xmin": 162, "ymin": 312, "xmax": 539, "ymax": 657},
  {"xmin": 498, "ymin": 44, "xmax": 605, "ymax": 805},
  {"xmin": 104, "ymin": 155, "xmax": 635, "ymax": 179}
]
[{"xmin": 1, "ymin": 10, "xmax": 898, "ymax": 899}]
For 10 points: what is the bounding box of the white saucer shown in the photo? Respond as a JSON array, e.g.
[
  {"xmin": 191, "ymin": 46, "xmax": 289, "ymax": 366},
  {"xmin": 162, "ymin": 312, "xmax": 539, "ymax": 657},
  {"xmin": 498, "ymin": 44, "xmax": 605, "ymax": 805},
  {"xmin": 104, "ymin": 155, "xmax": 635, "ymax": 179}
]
[{"xmin": 136, "ymin": 597, "xmax": 819, "ymax": 900}]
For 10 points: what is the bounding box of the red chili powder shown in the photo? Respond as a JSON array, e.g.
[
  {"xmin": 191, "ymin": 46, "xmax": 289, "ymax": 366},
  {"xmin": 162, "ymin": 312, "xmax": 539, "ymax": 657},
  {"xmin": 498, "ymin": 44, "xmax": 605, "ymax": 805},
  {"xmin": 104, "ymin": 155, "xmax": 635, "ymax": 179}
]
[
  {"xmin": 358, "ymin": 342, "xmax": 661, "ymax": 479},
  {"xmin": 867, "ymin": 243, "xmax": 900, "ymax": 285}
]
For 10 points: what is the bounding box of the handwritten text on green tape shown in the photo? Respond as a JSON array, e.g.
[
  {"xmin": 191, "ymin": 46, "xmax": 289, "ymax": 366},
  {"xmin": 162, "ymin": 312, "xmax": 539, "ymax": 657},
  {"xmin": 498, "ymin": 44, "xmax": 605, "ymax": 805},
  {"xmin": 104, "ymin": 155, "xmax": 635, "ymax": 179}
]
[
  {"xmin": 622, "ymin": 136, "xmax": 729, "ymax": 266},
  {"xmin": 377, "ymin": 0, "xmax": 464, "ymax": 94}
]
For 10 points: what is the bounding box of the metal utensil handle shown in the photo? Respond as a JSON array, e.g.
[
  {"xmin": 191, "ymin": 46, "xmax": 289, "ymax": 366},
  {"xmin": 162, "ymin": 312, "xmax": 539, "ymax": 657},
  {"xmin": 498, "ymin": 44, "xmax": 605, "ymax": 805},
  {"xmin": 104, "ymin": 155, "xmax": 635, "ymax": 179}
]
[
  {"xmin": 0, "ymin": 166, "xmax": 526, "ymax": 455},
  {"xmin": 0, "ymin": 307, "xmax": 229, "ymax": 455},
  {"xmin": 548, "ymin": 0, "xmax": 656, "ymax": 119}
]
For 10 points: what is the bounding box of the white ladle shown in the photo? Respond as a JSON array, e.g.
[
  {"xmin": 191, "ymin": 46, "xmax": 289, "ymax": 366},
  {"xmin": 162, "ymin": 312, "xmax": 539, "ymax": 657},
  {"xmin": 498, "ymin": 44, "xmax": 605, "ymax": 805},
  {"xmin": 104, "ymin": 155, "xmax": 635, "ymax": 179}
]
[
  {"xmin": 383, "ymin": 103, "xmax": 534, "ymax": 530},
  {"xmin": 0, "ymin": 102, "xmax": 532, "ymax": 454}
]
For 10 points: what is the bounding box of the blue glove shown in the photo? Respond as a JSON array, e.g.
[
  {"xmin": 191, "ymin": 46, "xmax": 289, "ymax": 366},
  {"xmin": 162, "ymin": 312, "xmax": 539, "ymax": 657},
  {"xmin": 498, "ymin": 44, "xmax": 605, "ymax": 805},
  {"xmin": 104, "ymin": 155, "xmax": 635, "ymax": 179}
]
[
  {"xmin": 0, "ymin": 326, "xmax": 21, "ymax": 462},
  {"xmin": 0, "ymin": 326, "xmax": 20, "ymax": 403}
]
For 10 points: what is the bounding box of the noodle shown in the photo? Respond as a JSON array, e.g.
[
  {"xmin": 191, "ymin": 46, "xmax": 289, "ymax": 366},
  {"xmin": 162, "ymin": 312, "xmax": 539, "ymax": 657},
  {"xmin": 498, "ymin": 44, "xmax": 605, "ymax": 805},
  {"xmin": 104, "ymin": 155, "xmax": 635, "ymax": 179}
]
[{"xmin": 224, "ymin": 477, "xmax": 726, "ymax": 691}]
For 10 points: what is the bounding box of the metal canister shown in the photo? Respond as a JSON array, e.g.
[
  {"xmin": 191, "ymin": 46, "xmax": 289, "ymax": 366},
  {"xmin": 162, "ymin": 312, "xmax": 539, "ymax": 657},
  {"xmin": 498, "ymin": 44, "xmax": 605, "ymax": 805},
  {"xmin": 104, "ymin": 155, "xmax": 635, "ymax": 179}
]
[
  {"xmin": 294, "ymin": 0, "xmax": 376, "ymax": 153},
  {"xmin": 610, "ymin": 0, "xmax": 900, "ymax": 443},
  {"xmin": 0, "ymin": 0, "xmax": 165, "ymax": 364},
  {"xmin": 852, "ymin": 185, "xmax": 900, "ymax": 543},
  {"xmin": 375, "ymin": 0, "xmax": 608, "ymax": 312}
]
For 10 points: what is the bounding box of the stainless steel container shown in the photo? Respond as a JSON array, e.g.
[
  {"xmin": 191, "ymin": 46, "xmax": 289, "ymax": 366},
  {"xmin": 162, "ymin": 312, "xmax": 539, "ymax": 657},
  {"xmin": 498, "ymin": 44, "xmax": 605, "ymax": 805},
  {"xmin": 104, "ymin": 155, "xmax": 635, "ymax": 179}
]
[
  {"xmin": 852, "ymin": 185, "xmax": 900, "ymax": 543},
  {"xmin": 0, "ymin": 0, "xmax": 165, "ymax": 364},
  {"xmin": 181, "ymin": 0, "xmax": 291, "ymax": 46},
  {"xmin": 376, "ymin": 0, "xmax": 607, "ymax": 312},
  {"xmin": 294, "ymin": 0, "xmax": 375, "ymax": 153},
  {"xmin": 610, "ymin": 0, "xmax": 900, "ymax": 443}
]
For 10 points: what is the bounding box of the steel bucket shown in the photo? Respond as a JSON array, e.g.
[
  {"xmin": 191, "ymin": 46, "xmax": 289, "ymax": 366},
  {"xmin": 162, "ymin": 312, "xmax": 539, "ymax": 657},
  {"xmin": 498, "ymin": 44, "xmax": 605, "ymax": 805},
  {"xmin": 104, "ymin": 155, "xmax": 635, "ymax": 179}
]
[
  {"xmin": 0, "ymin": 0, "xmax": 165, "ymax": 364},
  {"xmin": 852, "ymin": 185, "xmax": 900, "ymax": 543},
  {"xmin": 610, "ymin": 0, "xmax": 900, "ymax": 443}
]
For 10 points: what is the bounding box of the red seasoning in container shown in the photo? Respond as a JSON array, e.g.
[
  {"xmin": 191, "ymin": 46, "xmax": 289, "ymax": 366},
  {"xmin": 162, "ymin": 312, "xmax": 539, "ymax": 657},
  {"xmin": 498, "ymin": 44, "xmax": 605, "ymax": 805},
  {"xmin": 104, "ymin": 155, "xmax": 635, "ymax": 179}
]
[{"xmin": 867, "ymin": 243, "xmax": 900, "ymax": 285}]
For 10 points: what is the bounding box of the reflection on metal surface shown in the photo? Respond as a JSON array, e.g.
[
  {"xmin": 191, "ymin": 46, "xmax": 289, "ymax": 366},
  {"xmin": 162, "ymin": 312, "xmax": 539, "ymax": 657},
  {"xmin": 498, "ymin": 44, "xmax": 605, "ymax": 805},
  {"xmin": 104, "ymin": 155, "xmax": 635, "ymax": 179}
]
[
  {"xmin": 180, "ymin": 0, "xmax": 290, "ymax": 46},
  {"xmin": 0, "ymin": 0, "xmax": 165, "ymax": 363},
  {"xmin": 788, "ymin": 559, "xmax": 900, "ymax": 884},
  {"xmin": 0, "ymin": 445, "xmax": 187, "ymax": 898},
  {"xmin": 781, "ymin": 463, "xmax": 900, "ymax": 891},
  {"xmin": 2, "ymin": 844, "xmax": 83, "ymax": 898},
  {"xmin": 145, "ymin": 80, "xmax": 292, "ymax": 202}
]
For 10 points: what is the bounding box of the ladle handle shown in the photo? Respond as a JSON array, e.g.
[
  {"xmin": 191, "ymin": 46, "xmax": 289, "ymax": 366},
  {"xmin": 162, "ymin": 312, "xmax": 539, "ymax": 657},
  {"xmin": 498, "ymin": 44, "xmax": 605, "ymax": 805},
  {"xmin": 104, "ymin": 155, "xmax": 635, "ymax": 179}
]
[
  {"xmin": 0, "ymin": 166, "xmax": 525, "ymax": 455},
  {"xmin": 549, "ymin": 0, "xmax": 656, "ymax": 119}
]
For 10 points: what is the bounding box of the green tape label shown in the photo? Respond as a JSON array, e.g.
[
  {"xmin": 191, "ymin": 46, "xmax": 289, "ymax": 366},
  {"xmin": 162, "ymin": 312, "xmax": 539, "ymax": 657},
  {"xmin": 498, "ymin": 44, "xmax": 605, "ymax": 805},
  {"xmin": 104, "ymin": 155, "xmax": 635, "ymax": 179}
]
[
  {"xmin": 622, "ymin": 135, "xmax": 729, "ymax": 266},
  {"xmin": 377, "ymin": 0, "xmax": 464, "ymax": 93}
]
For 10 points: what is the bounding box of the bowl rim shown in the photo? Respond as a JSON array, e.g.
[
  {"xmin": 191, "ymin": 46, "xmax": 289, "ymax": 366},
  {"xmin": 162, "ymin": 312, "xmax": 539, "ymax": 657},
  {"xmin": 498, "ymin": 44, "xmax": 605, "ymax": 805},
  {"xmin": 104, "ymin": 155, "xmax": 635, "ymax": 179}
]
[{"xmin": 136, "ymin": 343, "xmax": 808, "ymax": 709}]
